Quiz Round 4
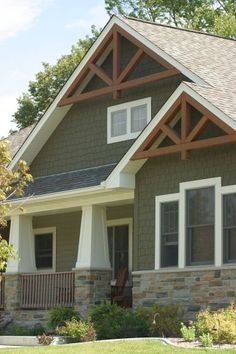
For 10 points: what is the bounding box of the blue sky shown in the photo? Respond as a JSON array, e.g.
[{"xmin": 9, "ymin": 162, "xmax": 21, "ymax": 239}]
[{"xmin": 0, "ymin": 0, "xmax": 109, "ymax": 137}]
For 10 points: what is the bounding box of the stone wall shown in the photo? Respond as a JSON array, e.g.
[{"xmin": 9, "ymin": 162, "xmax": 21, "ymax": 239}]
[
  {"xmin": 74, "ymin": 268, "xmax": 112, "ymax": 317},
  {"xmin": 132, "ymin": 267, "xmax": 236, "ymax": 319}
]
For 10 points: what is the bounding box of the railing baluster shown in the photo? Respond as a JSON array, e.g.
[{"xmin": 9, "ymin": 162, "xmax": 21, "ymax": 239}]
[{"xmin": 20, "ymin": 271, "xmax": 75, "ymax": 309}]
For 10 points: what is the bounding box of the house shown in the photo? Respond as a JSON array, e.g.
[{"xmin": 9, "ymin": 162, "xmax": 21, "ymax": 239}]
[{"xmin": 2, "ymin": 15, "xmax": 236, "ymax": 327}]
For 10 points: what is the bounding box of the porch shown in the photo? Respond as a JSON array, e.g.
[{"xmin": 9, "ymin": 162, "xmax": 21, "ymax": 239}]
[{"xmin": 2, "ymin": 198, "xmax": 133, "ymax": 320}]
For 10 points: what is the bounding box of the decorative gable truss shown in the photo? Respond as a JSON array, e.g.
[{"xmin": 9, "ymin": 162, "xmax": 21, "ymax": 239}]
[
  {"xmin": 58, "ymin": 24, "xmax": 180, "ymax": 106},
  {"xmin": 132, "ymin": 93, "xmax": 236, "ymax": 161}
]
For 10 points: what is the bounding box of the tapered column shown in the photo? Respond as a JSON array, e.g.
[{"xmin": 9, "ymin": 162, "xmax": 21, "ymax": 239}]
[
  {"xmin": 75, "ymin": 205, "xmax": 111, "ymax": 269},
  {"xmin": 6, "ymin": 215, "xmax": 36, "ymax": 273}
]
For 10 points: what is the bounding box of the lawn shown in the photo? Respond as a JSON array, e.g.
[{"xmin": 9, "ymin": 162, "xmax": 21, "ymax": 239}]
[{"xmin": 0, "ymin": 340, "xmax": 236, "ymax": 354}]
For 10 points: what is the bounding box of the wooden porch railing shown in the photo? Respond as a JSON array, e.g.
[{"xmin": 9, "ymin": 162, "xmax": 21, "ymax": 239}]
[
  {"xmin": 20, "ymin": 271, "xmax": 75, "ymax": 309},
  {"xmin": 0, "ymin": 276, "xmax": 5, "ymax": 309}
]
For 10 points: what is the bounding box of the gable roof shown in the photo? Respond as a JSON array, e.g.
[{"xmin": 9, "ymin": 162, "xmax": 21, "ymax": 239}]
[
  {"xmin": 8, "ymin": 16, "xmax": 236, "ymax": 195},
  {"xmin": 3, "ymin": 124, "xmax": 35, "ymax": 158},
  {"xmin": 122, "ymin": 17, "xmax": 236, "ymax": 90}
]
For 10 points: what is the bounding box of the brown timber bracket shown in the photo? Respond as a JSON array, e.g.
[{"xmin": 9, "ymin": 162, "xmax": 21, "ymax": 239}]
[
  {"xmin": 58, "ymin": 24, "xmax": 180, "ymax": 107},
  {"xmin": 132, "ymin": 93, "xmax": 236, "ymax": 161}
]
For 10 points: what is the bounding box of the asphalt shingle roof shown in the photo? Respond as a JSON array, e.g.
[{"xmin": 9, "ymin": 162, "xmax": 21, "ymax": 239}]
[
  {"xmin": 122, "ymin": 17, "xmax": 236, "ymax": 91},
  {"xmin": 4, "ymin": 124, "xmax": 35, "ymax": 158},
  {"xmin": 16, "ymin": 163, "xmax": 117, "ymax": 198}
]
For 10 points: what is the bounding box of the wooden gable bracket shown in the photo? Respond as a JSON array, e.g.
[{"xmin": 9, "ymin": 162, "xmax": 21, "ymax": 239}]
[
  {"xmin": 132, "ymin": 93, "xmax": 236, "ymax": 161},
  {"xmin": 58, "ymin": 24, "xmax": 180, "ymax": 106}
]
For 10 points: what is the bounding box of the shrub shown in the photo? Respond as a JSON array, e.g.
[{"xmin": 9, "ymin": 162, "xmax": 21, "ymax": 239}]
[
  {"xmin": 8, "ymin": 324, "xmax": 45, "ymax": 336},
  {"xmin": 37, "ymin": 333, "xmax": 54, "ymax": 345},
  {"xmin": 90, "ymin": 301, "xmax": 149, "ymax": 339},
  {"xmin": 48, "ymin": 306, "xmax": 80, "ymax": 329},
  {"xmin": 180, "ymin": 322, "xmax": 196, "ymax": 342},
  {"xmin": 56, "ymin": 318, "xmax": 96, "ymax": 342},
  {"xmin": 195, "ymin": 304, "xmax": 236, "ymax": 344},
  {"xmin": 150, "ymin": 304, "xmax": 183, "ymax": 337},
  {"xmin": 199, "ymin": 333, "xmax": 213, "ymax": 347}
]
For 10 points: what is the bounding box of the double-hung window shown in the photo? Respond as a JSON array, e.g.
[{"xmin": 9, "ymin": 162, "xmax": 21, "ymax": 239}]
[
  {"xmin": 107, "ymin": 97, "xmax": 151, "ymax": 143},
  {"xmin": 34, "ymin": 227, "xmax": 56, "ymax": 271},
  {"xmin": 186, "ymin": 187, "xmax": 215, "ymax": 265},
  {"xmin": 223, "ymin": 193, "xmax": 236, "ymax": 263},
  {"xmin": 160, "ymin": 201, "xmax": 178, "ymax": 267},
  {"xmin": 156, "ymin": 178, "xmax": 220, "ymax": 269}
]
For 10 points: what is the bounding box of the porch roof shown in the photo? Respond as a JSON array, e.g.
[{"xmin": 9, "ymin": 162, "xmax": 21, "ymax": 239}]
[{"xmin": 15, "ymin": 163, "xmax": 116, "ymax": 198}]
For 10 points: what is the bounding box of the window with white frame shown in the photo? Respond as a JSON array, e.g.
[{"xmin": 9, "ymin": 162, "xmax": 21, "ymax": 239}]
[
  {"xmin": 155, "ymin": 177, "xmax": 226, "ymax": 270},
  {"xmin": 34, "ymin": 227, "xmax": 56, "ymax": 271},
  {"xmin": 223, "ymin": 193, "xmax": 236, "ymax": 263},
  {"xmin": 107, "ymin": 97, "xmax": 151, "ymax": 143}
]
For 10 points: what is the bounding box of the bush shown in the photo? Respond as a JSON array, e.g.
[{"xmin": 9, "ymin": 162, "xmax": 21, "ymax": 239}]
[
  {"xmin": 150, "ymin": 304, "xmax": 183, "ymax": 337},
  {"xmin": 180, "ymin": 322, "xmax": 196, "ymax": 342},
  {"xmin": 90, "ymin": 301, "xmax": 149, "ymax": 339},
  {"xmin": 56, "ymin": 318, "xmax": 96, "ymax": 342},
  {"xmin": 7, "ymin": 324, "xmax": 45, "ymax": 336},
  {"xmin": 199, "ymin": 333, "xmax": 213, "ymax": 347},
  {"xmin": 48, "ymin": 306, "xmax": 80, "ymax": 329},
  {"xmin": 195, "ymin": 304, "xmax": 236, "ymax": 344}
]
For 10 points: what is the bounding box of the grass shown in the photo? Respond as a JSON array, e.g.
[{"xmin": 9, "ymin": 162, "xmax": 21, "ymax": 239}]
[{"xmin": 0, "ymin": 340, "xmax": 236, "ymax": 354}]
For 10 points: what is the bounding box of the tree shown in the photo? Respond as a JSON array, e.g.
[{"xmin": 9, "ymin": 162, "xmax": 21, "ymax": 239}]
[
  {"xmin": 105, "ymin": 0, "xmax": 236, "ymax": 38},
  {"xmin": 0, "ymin": 141, "xmax": 32, "ymax": 271},
  {"xmin": 13, "ymin": 26, "xmax": 100, "ymax": 130}
]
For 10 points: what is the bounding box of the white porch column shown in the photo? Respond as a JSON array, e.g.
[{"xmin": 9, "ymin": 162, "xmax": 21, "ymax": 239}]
[
  {"xmin": 75, "ymin": 205, "xmax": 111, "ymax": 269},
  {"xmin": 6, "ymin": 215, "xmax": 36, "ymax": 273}
]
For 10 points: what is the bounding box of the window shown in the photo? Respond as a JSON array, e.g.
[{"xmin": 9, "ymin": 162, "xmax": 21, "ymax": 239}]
[
  {"xmin": 223, "ymin": 194, "xmax": 236, "ymax": 263},
  {"xmin": 107, "ymin": 219, "xmax": 132, "ymax": 280},
  {"xmin": 186, "ymin": 187, "xmax": 215, "ymax": 265},
  {"xmin": 155, "ymin": 177, "xmax": 221, "ymax": 270},
  {"xmin": 34, "ymin": 228, "xmax": 56, "ymax": 271},
  {"xmin": 160, "ymin": 201, "xmax": 178, "ymax": 267},
  {"xmin": 107, "ymin": 97, "xmax": 151, "ymax": 143}
]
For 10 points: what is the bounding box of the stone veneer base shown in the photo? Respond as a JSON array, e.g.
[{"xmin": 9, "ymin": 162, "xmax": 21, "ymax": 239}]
[{"xmin": 132, "ymin": 267, "xmax": 236, "ymax": 319}]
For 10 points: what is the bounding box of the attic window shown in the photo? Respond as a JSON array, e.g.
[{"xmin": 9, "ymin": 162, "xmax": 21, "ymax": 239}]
[{"xmin": 107, "ymin": 97, "xmax": 151, "ymax": 144}]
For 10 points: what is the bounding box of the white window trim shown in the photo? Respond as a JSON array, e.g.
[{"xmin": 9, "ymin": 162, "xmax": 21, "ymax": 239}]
[
  {"xmin": 155, "ymin": 177, "xmax": 223, "ymax": 270},
  {"xmin": 155, "ymin": 193, "xmax": 179, "ymax": 270},
  {"xmin": 34, "ymin": 227, "xmax": 56, "ymax": 273},
  {"xmin": 107, "ymin": 218, "xmax": 133, "ymax": 281},
  {"xmin": 107, "ymin": 97, "xmax": 151, "ymax": 144}
]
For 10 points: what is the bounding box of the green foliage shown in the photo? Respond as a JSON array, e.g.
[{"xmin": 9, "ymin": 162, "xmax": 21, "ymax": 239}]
[
  {"xmin": 0, "ymin": 141, "xmax": 32, "ymax": 272},
  {"xmin": 195, "ymin": 304, "xmax": 236, "ymax": 344},
  {"xmin": 90, "ymin": 301, "xmax": 149, "ymax": 339},
  {"xmin": 56, "ymin": 318, "xmax": 96, "ymax": 342},
  {"xmin": 48, "ymin": 307, "xmax": 80, "ymax": 329},
  {"xmin": 199, "ymin": 332, "xmax": 213, "ymax": 347},
  {"xmin": 90, "ymin": 301, "xmax": 182, "ymax": 339},
  {"xmin": 37, "ymin": 333, "xmax": 54, "ymax": 345},
  {"xmin": 13, "ymin": 26, "xmax": 100, "ymax": 130},
  {"xmin": 180, "ymin": 322, "xmax": 196, "ymax": 342},
  {"xmin": 150, "ymin": 304, "xmax": 182, "ymax": 337},
  {"xmin": 105, "ymin": 0, "xmax": 236, "ymax": 38},
  {"xmin": 8, "ymin": 324, "xmax": 45, "ymax": 336}
]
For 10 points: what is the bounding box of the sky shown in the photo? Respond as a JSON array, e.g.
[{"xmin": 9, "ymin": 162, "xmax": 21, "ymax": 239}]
[{"xmin": 0, "ymin": 0, "xmax": 109, "ymax": 138}]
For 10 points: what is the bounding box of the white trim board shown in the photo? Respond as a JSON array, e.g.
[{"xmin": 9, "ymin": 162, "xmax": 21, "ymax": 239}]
[{"xmin": 10, "ymin": 15, "xmax": 208, "ymax": 170}]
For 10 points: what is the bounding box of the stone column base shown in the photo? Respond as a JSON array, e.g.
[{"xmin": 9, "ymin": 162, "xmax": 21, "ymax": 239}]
[{"xmin": 74, "ymin": 268, "xmax": 112, "ymax": 317}]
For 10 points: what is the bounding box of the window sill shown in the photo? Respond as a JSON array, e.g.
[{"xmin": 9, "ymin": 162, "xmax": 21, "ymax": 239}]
[{"xmin": 132, "ymin": 263, "xmax": 236, "ymax": 275}]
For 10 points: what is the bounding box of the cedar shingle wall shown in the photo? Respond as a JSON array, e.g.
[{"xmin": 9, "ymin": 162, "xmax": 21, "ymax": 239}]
[{"xmin": 134, "ymin": 143, "xmax": 236, "ymax": 270}]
